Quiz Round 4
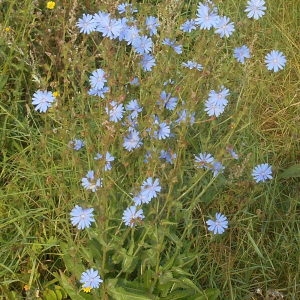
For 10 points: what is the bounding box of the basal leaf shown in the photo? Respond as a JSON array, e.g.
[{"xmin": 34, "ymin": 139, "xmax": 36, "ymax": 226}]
[{"xmin": 279, "ymin": 164, "xmax": 300, "ymax": 179}]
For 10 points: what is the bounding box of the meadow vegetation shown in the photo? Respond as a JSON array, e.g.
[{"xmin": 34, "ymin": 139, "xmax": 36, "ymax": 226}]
[{"xmin": 0, "ymin": 0, "xmax": 299, "ymax": 299}]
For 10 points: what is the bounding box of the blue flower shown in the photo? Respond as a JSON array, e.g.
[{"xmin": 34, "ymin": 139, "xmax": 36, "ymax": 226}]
[
  {"xmin": 252, "ymin": 163, "xmax": 272, "ymax": 182},
  {"xmin": 94, "ymin": 153, "xmax": 103, "ymax": 160},
  {"xmin": 117, "ymin": 3, "xmax": 128, "ymax": 14},
  {"xmin": 208, "ymin": 86, "xmax": 230, "ymax": 107},
  {"xmin": 144, "ymin": 151, "xmax": 152, "ymax": 163},
  {"xmin": 211, "ymin": 161, "xmax": 225, "ymax": 177},
  {"xmin": 162, "ymin": 38, "xmax": 182, "ymax": 54},
  {"xmin": 116, "ymin": 17, "xmax": 129, "ymax": 42},
  {"xmin": 122, "ymin": 206, "xmax": 144, "ymax": 227},
  {"xmin": 129, "ymin": 77, "xmax": 140, "ymax": 86},
  {"xmin": 176, "ymin": 109, "xmax": 195, "ymax": 125},
  {"xmin": 145, "ymin": 16, "xmax": 160, "ymax": 36},
  {"xmin": 140, "ymin": 53, "xmax": 156, "ymax": 71},
  {"xmin": 132, "ymin": 35, "xmax": 153, "ymax": 54},
  {"xmin": 214, "ymin": 16, "xmax": 235, "ymax": 38},
  {"xmin": 94, "ymin": 152, "xmax": 115, "ymax": 171},
  {"xmin": 245, "ymin": 0, "xmax": 266, "ymax": 20},
  {"xmin": 94, "ymin": 12, "xmax": 122, "ymax": 39},
  {"xmin": 153, "ymin": 121, "xmax": 171, "ymax": 140},
  {"xmin": 142, "ymin": 177, "xmax": 161, "ymax": 197},
  {"xmin": 195, "ymin": 152, "xmax": 214, "ymax": 169},
  {"xmin": 133, "ymin": 191, "xmax": 151, "ymax": 205},
  {"xmin": 233, "ymin": 45, "xmax": 251, "ymax": 64},
  {"xmin": 32, "ymin": 90, "xmax": 55, "ymax": 113},
  {"xmin": 88, "ymin": 86, "xmax": 110, "ymax": 98},
  {"xmin": 89, "ymin": 69, "xmax": 107, "ymax": 91},
  {"xmin": 180, "ymin": 19, "xmax": 197, "ymax": 32},
  {"xmin": 117, "ymin": 3, "xmax": 137, "ymax": 14},
  {"xmin": 106, "ymin": 101, "xmax": 124, "ymax": 122},
  {"xmin": 69, "ymin": 139, "xmax": 85, "ymax": 150},
  {"xmin": 76, "ymin": 14, "xmax": 96, "ymax": 34},
  {"xmin": 70, "ymin": 205, "xmax": 95, "ymax": 230},
  {"xmin": 133, "ymin": 177, "xmax": 161, "ymax": 205},
  {"xmin": 124, "ymin": 25, "xmax": 140, "ymax": 45},
  {"xmin": 206, "ymin": 213, "xmax": 228, "ymax": 234},
  {"xmin": 104, "ymin": 152, "xmax": 115, "ymax": 171},
  {"xmin": 81, "ymin": 171, "xmax": 102, "ymax": 192},
  {"xmin": 123, "ymin": 128, "xmax": 143, "ymax": 151},
  {"xmin": 204, "ymin": 98, "xmax": 226, "ymax": 117},
  {"xmin": 80, "ymin": 268, "xmax": 103, "ymax": 289},
  {"xmin": 93, "ymin": 11, "xmax": 109, "ymax": 31},
  {"xmin": 182, "ymin": 60, "xmax": 203, "ymax": 71},
  {"xmin": 204, "ymin": 86, "xmax": 229, "ymax": 117},
  {"xmin": 195, "ymin": 2, "xmax": 219, "ymax": 30},
  {"xmin": 160, "ymin": 150, "xmax": 177, "ymax": 164},
  {"xmin": 163, "ymin": 79, "xmax": 175, "ymax": 86},
  {"xmin": 125, "ymin": 99, "xmax": 143, "ymax": 119},
  {"xmin": 226, "ymin": 146, "xmax": 239, "ymax": 159},
  {"xmin": 124, "ymin": 115, "xmax": 139, "ymax": 129},
  {"xmin": 158, "ymin": 91, "xmax": 178, "ymax": 111},
  {"xmin": 265, "ymin": 50, "xmax": 286, "ymax": 72}
]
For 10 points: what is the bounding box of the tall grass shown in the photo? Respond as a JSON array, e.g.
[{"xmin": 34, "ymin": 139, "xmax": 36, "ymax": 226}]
[{"xmin": 0, "ymin": 0, "xmax": 299, "ymax": 299}]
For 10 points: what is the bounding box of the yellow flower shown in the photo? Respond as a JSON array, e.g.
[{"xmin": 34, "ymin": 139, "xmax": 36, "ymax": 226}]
[
  {"xmin": 46, "ymin": 1, "xmax": 56, "ymax": 9},
  {"xmin": 5, "ymin": 27, "xmax": 11, "ymax": 32},
  {"xmin": 82, "ymin": 287, "xmax": 92, "ymax": 293},
  {"xmin": 53, "ymin": 91, "xmax": 59, "ymax": 98}
]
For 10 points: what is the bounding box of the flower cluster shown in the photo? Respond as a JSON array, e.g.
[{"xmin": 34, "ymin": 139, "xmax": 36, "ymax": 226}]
[
  {"xmin": 34, "ymin": 0, "xmax": 281, "ymax": 291},
  {"xmin": 32, "ymin": 0, "xmax": 286, "ymax": 113},
  {"xmin": 67, "ymin": 1, "xmax": 277, "ymax": 243},
  {"xmin": 121, "ymin": 177, "xmax": 161, "ymax": 228}
]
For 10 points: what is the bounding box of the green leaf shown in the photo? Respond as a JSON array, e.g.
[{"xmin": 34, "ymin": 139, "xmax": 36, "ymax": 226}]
[
  {"xmin": 43, "ymin": 289, "xmax": 58, "ymax": 300},
  {"xmin": 279, "ymin": 164, "xmax": 300, "ymax": 178},
  {"xmin": 171, "ymin": 267, "xmax": 193, "ymax": 277},
  {"xmin": 55, "ymin": 285, "xmax": 68, "ymax": 299},
  {"xmin": 60, "ymin": 243, "xmax": 82, "ymax": 277},
  {"xmin": 54, "ymin": 288, "xmax": 63, "ymax": 300},
  {"xmin": 177, "ymin": 277, "xmax": 201, "ymax": 293},
  {"xmin": 57, "ymin": 271, "xmax": 86, "ymax": 300},
  {"xmin": 106, "ymin": 279, "xmax": 158, "ymax": 300},
  {"xmin": 246, "ymin": 232, "xmax": 265, "ymax": 260},
  {"xmin": 108, "ymin": 286, "xmax": 156, "ymax": 300},
  {"xmin": 142, "ymin": 269, "xmax": 155, "ymax": 289},
  {"xmin": 196, "ymin": 288, "xmax": 220, "ymax": 300}
]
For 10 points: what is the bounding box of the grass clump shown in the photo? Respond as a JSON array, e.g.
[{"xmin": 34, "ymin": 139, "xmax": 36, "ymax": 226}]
[{"xmin": 0, "ymin": 0, "xmax": 299, "ymax": 299}]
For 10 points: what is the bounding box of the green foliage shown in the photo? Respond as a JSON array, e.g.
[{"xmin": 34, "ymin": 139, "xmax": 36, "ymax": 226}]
[
  {"xmin": 43, "ymin": 285, "xmax": 68, "ymax": 300},
  {"xmin": 279, "ymin": 164, "xmax": 300, "ymax": 178},
  {"xmin": 1, "ymin": 0, "xmax": 300, "ymax": 299}
]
